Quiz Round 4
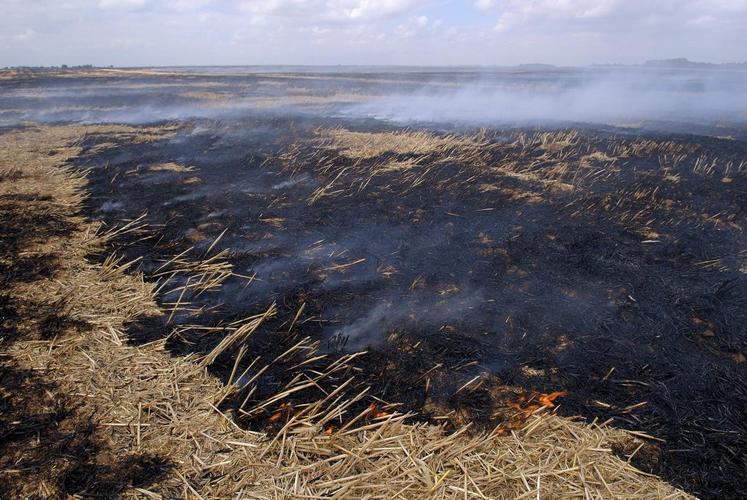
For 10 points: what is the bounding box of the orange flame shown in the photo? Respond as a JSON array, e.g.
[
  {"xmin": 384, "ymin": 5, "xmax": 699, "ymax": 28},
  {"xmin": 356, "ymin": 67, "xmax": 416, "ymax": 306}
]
[
  {"xmin": 269, "ymin": 402, "xmax": 293, "ymax": 423},
  {"xmin": 365, "ymin": 402, "xmax": 392, "ymax": 419},
  {"xmin": 496, "ymin": 390, "xmax": 568, "ymax": 434},
  {"xmin": 509, "ymin": 390, "xmax": 567, "ymax": 417},
  {"xmin": 538, "ymin": 391, "xmax": 567, "ymax": 408}
]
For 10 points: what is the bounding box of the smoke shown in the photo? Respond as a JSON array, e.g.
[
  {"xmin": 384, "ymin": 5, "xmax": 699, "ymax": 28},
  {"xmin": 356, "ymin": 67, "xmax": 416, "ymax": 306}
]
[
  {"xmin": 340, "ymin": 68, "xmax": 747, "ymax": 128},
  {"xmin": 3, "ymin": 68, "xmax": 746, "ymax": 132},
  {"xmin": 327, "ymin": 288, "xmax": 486, "ymax": 351},
  {"xmin": 0, "ymin": 83, "xmax": 327, "ymax": 126}
]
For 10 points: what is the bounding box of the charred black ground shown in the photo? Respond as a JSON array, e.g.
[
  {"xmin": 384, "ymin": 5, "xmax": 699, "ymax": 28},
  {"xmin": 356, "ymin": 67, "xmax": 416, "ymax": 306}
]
[{"xmin": 2, "ymin": 69, "xmax": 746, "ymax": 498}]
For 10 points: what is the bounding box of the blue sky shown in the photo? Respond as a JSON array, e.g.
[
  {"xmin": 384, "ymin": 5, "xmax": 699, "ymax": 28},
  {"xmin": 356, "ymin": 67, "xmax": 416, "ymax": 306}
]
[{"xmin": 1, "ymin": 0, "xmax": 746, "ymax": 67}]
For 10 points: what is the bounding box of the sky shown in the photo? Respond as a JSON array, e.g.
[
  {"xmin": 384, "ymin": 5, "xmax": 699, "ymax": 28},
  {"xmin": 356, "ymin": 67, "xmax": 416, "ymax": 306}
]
[{"xmin": 1, "ymin": 0, "xmax": 746, "ymax": 67}]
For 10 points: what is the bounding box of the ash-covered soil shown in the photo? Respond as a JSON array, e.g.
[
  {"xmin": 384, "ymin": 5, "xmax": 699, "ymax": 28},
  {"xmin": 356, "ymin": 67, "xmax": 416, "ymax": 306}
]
[{"xmin": 2, "ymin": 68, "xmax": 746, "ymax": 498}]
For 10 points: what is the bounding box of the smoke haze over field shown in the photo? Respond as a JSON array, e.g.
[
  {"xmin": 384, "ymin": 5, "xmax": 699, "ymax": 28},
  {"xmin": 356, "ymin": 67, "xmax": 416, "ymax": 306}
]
[
  {"xmin": 342, "ymin": 69, "xmax": 747, "ymax": 126},
  {"xmin": 2, "ymin": 67, "xmax": 747, "ymax": 134}
]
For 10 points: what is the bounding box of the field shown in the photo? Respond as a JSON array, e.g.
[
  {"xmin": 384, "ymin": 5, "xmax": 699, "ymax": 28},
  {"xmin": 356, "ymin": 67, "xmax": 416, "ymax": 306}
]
[{"xmin": 1, "ymin": 67, "xmax": 745, "ymax": 498}]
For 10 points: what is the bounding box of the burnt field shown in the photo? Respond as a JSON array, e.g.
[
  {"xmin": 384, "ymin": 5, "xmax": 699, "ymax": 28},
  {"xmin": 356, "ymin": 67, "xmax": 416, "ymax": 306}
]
[{"xmin": 2, "ymin": 68, "xmax": 746, "ymax": 497}]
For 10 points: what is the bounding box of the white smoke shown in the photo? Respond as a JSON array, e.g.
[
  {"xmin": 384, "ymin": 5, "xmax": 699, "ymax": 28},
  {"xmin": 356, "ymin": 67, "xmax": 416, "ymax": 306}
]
[{"xmin": 340, "ymin": 68, "xmax": 747, "ymax": 127}]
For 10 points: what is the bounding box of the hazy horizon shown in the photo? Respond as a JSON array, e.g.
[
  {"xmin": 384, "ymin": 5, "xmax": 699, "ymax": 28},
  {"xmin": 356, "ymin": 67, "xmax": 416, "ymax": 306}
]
[{"xmin": 6, "ymin": 60, "xmax": 747, "ymax": 70}]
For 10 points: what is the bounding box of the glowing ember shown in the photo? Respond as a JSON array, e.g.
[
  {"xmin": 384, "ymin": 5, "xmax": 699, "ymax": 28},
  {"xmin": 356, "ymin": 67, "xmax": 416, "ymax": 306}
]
[
  {"xmin": 365, "ymin": 402, "xmax": 392, "ymax": 419},
  {"xmin": 509, "ymin": 390, "xmax": 568, "ymax": 417},
  {"xmin": 538, "ymin": 391, "xmax": 567, "ymax": 408},
  {"xmin": 269, "ymin": 402, "xmax": 293, "ymax": 423}
]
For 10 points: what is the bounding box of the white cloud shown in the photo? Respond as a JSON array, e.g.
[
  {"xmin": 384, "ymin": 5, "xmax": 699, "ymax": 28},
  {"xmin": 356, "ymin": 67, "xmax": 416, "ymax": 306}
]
[
  {"xmin": 332, "ymin": 0, "xmax": 425, "ymax": 20},
  {"xmin": 479, "ymin": 0, "xmax": 747, "ymax": 35},
  {"xmin": 493, "ymin": 12, "xmax": 516, "ymax": 32},
  {"xmin": 238, "ymin": 0, "xmax": 310, "ymax": 15},
  {"xmin": 14, "ymin": 28, "xmax": 37, "ymax": 41},
  {"xmin": 237, "ymin": 0, "xmax": 425, "ymax": 21},
  {"xmin": 98, "ymin": 0, "xmax": 148, "ymax": 8},
  {"xmin": 0, "ymin": 28, "xmax": 37, "ymax": 44},
  {"xmin": 167, "ymin": 0, "xmax": 212, "ymax": 12},
  {"xmin": 473, "ymin": 0, "xmax": 496, "ymax": 10},
  {"xmin": 0, "ymin": 0, "xmax": 746, "ymax": 66}
]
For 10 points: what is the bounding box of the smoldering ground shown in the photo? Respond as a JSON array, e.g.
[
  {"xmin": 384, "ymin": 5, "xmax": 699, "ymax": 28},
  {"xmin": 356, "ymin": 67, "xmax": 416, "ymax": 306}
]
[
  {"xmin": 72, "ymin": 114, "xmax": 745, "ymax": 497},
  {"xmin": 69, "ymin": 112, "xmax": 644, "ymax": 356},
  {"xmin": 4, "ymin": 68, "xmax": 747, "ymax": 497}
]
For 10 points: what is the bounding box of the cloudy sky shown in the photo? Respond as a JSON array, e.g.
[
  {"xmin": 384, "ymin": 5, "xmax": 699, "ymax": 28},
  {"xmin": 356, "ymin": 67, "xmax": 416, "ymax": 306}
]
[{"xmin": 1, "ymin": 0, "xmax": 746, "ymax": 67}]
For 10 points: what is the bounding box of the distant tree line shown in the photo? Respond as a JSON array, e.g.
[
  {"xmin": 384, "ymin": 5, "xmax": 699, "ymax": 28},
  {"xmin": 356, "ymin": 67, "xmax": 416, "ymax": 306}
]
[{"xmin": 644, "ymin": 58, "xmax": 747, "ymax": 69}]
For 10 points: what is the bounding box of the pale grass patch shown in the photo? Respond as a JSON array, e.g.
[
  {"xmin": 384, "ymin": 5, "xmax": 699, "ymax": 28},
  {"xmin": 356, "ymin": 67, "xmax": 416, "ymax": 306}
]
[
  {"xmin": 148, "ymin": 162, "xmax": 195, "ymax": 173},
  {"xmin": 320, "ymin": 127, "xmax": 488, "ymax": 160}
]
